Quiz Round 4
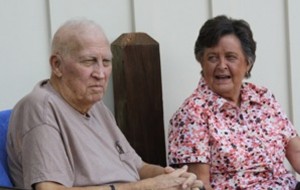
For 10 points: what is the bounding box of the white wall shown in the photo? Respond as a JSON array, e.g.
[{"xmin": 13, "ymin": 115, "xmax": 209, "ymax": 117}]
[
  {"xmin": 287, "ymin": 0, "xmax": 300, "ymax": 179},
  {"xmin": 288, "ymin": 0, "xmax": 300, "ymax": 132},
  {"xmin": 1, "ymin": 0, "xmax": 299, "ymax": 157},
  {"xmin": 0, "ymin": 0, "xmax": 50, "ymax": 109}
]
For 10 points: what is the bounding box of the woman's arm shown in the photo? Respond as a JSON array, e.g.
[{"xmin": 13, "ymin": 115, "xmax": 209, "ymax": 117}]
[
  {"xmin": 187, "ymin": 163, "xmax": 213, "ymax": 190},
  {"xmin": 286, "ymin": 136, "xmax": 300, "ymax": 173}
]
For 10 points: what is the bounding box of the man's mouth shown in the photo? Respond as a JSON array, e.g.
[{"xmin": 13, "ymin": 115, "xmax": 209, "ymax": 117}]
[{"xmin": 90, "ymin": 84, "xmax": 104, "ymax": 91}]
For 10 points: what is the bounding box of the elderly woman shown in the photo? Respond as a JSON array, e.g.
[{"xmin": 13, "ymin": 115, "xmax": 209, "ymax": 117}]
[{"xmin": 168, "ymin": 15, "xmax": 300, "ymax": 189}]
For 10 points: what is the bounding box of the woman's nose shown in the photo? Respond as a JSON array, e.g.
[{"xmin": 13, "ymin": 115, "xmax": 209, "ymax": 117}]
[{"xmin": 218, "ymin": 57, "xmax": 228, "ymax": 69}]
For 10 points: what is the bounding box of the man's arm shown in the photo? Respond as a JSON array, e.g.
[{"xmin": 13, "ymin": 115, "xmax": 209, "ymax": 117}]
[
  {"xmin": 35, "ymin": 164, "xmax": 203, "ymax": 190},
  {"xmin": 35, "ymin": 181, "xmax": 150, "ymax": 190},
  {"xmin": 36, "ymin": 182, "xmax": 112, "ymax": 190},
  {"xmin": 138, "ymin": 162, "xmax": 165, "ymax": 179},
  {"xmin": 138, "ymin": 162, "xmax": 203, "ymax": 189}
]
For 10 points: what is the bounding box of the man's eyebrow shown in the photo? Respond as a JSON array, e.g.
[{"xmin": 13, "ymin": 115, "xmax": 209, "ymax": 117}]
[{"xmin": 78, "ymin": 55, "xmax": 95, "ymax": 59}]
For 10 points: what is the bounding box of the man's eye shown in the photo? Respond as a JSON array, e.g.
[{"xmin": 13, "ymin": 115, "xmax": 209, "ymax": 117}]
[
  {"xmin": 81, "ymin": 59, "xmax": 96, "ymax": 66},
  {"xmin": 103, "ymin": 59, "xmax": 112, "ymax": 67}
]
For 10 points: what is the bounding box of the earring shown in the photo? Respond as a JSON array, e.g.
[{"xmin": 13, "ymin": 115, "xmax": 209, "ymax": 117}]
[{"xmin": 245, "ymin": 71, "xmax": 250, "ymax": 78}]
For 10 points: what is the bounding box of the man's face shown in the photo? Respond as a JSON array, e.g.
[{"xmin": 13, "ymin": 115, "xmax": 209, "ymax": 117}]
[{"xmin": 57, "ymin": 32, "xmax": 112, "ymax": 110}]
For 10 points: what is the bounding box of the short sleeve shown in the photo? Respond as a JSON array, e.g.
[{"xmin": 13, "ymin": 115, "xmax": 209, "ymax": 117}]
[
  {"xmin": 22, "ymin": 125, "xmax": 74, "ymax": 188},
  {"xmin": 266, "ymin": 91, "xmax": 298, "ymax": 144},
  {"xmin": 168, "ymin": 99, "xmax": 211, "ymax": 165}
]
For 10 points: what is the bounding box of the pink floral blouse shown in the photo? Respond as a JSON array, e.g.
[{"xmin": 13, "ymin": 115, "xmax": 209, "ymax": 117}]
[{"xmin": 168, "ymin": 78, "xmax": 298, "ymax": 189}]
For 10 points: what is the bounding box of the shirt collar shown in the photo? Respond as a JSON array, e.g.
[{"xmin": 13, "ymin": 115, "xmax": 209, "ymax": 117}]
[{"xmin": 196, "ymin": 78, "xmax": 263, "ymax": 111}]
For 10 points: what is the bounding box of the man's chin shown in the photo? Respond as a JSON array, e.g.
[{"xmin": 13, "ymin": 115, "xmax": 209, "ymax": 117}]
[
  {"xmin": 92, "ymin": 96, "xmax": 103, "ymax": 102},
  {"xmin": 85, "ymin": 94, "xmax": 102, "ymax": 104}
]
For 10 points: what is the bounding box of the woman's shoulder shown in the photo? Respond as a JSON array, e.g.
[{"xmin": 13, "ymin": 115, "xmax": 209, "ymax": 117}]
[
  {"xmin": 244, "ymin": 81, "xmax": 272, "ymax": 93},
  {"xmin": 243, "ymin": 81, "xmax": 275, "ymax": 101}
]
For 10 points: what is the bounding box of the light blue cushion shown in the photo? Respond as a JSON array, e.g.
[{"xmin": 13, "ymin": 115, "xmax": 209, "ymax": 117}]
[{"xmin": 0, "ymin": 109, "xmax": 13, "ymax": 187}]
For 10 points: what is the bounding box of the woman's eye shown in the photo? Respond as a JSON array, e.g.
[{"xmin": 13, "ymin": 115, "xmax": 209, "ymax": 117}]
[
  {"xmin": 208, "ymin": 56, "xmax": 218, "ymax": 63},
  {"xmin": 226, "ymin": 55, "xmax": 237, "ymax": 61}
]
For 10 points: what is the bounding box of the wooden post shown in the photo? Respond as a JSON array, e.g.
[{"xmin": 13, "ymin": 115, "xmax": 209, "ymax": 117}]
[{"xmin": 111, "ymin": 33, "xmax": 166, "ymax": 166}]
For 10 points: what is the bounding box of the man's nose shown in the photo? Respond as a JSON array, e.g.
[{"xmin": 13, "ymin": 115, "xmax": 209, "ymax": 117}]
[{"xmin": 92, "ymin": 63, "xmax": 106, "ymax": 78}]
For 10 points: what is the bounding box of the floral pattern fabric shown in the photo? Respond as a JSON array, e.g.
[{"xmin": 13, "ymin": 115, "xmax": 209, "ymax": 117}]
[{"xmin": 168, "ymin": 78, "xmax": 298, "ymax": 190}]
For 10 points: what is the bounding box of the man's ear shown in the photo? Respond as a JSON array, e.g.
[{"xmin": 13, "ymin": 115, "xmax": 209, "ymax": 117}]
[{"xmin": 50, "ymin": 55, "xmax": 62, "ymax": 77}]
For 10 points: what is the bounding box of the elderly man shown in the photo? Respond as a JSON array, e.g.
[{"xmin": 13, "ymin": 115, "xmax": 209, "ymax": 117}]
[{"xmin": 6, "ymin": 19, "xmax": 204, "ymax": 190}]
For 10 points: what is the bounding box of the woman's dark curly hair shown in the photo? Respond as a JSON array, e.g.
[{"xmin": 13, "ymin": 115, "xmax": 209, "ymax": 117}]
[{"xmin": 194, "ymin": 15, "xmax": 256, "ymax": 78}]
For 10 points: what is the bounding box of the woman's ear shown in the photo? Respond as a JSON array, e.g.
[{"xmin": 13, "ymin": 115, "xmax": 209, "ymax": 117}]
[
  {"xmin": 50, "ymin": 55, "xmax": 62, "ymax": 77},
  {"xmin": 245, "ymin": 62, "xmax": 253, "ymax": 78}
]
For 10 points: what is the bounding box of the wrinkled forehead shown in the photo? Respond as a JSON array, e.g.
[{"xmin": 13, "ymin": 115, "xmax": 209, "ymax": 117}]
[{"xmin": 60, "ymin": 27, "xmax": 111, "ymax": 57}]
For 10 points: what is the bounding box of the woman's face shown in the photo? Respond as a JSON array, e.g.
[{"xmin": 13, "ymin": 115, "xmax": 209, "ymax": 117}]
[{"xmin": 200, "ymin": 34, "xmax": 251, "ymax": 104}]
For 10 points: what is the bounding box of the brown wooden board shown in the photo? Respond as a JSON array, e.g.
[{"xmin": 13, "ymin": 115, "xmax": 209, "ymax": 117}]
[{"xmin": 111, "ymin": 33, "xmax": 166, "ymax": 166}]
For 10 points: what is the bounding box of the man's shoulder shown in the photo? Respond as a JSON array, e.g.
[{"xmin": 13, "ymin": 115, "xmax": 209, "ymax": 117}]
[
  {"xmin": 10, "ymin": 79, "xmax": 63, "ymax": 129},
  {"xmin": 13, "ymin": 80, "xmax": 53, "ymax": 111}
]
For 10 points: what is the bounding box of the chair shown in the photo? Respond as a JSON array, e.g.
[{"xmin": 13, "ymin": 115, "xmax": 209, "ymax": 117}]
[{"xmin": 0, "ymin": 109, "xmax": 13, "ymax": 187}]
